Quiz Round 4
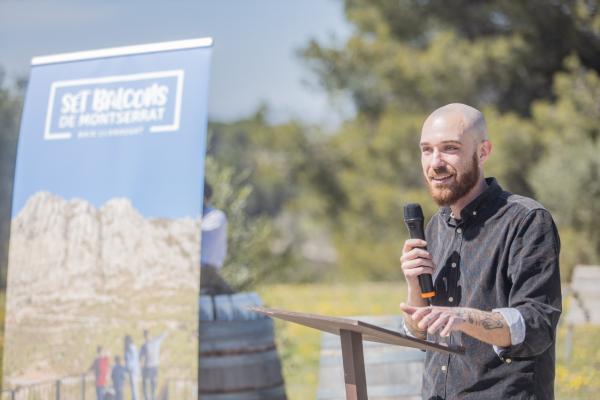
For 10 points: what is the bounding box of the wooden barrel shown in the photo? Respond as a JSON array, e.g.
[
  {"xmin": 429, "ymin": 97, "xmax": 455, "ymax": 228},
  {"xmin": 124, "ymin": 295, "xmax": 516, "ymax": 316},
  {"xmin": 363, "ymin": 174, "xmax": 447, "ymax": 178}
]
[
  {"xmin": 317, "ymin": 315, "xmax": 424, "ymax": 400},
  {"xmin": 199, "ymin": 292, "xmax": 286, "ymax": 400}
]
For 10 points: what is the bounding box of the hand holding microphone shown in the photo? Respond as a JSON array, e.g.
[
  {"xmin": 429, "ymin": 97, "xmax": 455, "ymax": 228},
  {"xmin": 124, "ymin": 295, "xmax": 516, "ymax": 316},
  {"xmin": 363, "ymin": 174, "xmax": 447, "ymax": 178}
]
[{"xmin": 402, "ymin": 204, "xmax": 436, "ymax": 302}]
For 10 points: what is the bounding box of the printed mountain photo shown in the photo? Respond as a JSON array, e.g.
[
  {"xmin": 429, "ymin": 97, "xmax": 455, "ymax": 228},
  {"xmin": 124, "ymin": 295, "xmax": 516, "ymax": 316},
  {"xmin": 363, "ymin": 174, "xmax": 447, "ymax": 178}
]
[{"xmin": 4, "ymin": 192, "xmax": 200, "ymax": 398}]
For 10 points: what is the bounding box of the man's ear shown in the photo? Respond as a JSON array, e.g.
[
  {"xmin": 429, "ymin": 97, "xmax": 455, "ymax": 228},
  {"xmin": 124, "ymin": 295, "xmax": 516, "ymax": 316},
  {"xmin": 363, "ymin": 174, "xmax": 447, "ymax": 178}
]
[{"xmin": 479, "ymin": 140, "xmax": 492, "ymax": 163}]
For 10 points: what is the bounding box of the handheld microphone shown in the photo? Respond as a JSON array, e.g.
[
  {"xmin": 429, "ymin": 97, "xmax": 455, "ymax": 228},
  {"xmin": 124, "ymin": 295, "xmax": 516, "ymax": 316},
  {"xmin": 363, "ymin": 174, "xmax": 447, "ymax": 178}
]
[{"xmin": 403, "ymin": 203, "xmax": 436, "ymax": 300}]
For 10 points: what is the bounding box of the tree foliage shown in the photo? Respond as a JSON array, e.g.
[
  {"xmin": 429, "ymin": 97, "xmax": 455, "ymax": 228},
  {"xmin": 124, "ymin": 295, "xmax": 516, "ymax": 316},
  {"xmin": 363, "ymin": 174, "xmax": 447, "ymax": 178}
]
[
  {"xmin": 302, "ymin": 0, "xmax": 600, "ymax": 118},
  {"xmin": 203, "ymin": 155, "xmax": 296, "ymax": 290},
  {"xmin": 529, "ymin": 57, "xmax": 600, "ymax": 278},
  {"xmin": 205, "ymin": 116, "xmax": 322, "ymax": 286},
  {"xmin": 296, "ymin": 0, "xmax": 600, "ymax": 280},
  {"xmin": 0, "ymin": 71, "xmax": 24, "ymax": 288},
  {"xmin": 1, "ymin": 1, "xmax": 599, "ymax": 284}
]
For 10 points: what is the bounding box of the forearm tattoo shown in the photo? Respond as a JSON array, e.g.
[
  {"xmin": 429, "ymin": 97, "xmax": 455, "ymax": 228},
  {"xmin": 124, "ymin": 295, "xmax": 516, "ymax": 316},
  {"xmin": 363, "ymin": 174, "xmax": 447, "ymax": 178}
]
[{"xmin": 458, "ymin": 309, "xmax": 505, "ymax": 330}]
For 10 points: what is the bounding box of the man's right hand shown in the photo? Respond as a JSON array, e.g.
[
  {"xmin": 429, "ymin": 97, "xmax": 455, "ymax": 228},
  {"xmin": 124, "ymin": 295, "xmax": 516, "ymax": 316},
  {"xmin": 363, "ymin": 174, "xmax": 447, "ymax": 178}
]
[
  {"xmin": 400, "ymin": 239, "xmax": 435, "ymax": 303},
  {"xmin": 400, "ymin": 238, "xmax": 436, "ymax": 338},
  {"xmin": 400, "ymin": 239, "xmax": 435, "ymax": 290}
]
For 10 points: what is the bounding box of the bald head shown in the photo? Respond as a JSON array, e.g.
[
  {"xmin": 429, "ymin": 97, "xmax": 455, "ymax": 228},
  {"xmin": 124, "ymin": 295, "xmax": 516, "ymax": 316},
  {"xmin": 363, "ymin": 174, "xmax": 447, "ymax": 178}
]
[
  {"xmin": 422, "ymin": 103, "xmax": 488, "ymax": 144},
  {"xmin": 419, "ymin": 103, "xmax": 492, "ymax": 207}
]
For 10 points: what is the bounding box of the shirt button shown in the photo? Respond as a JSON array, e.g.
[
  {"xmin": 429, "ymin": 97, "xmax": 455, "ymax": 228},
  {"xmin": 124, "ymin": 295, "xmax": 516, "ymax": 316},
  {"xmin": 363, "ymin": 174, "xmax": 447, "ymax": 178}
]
[
  {"xmin": 441, "ymin": 365, "xmax": 447, "ymax": 372},
  {"xmin": 448, "ymin": 297, "xmax": 454, "ymax": 303},
  {"xmin": 505, "ymin": 358, "xmax": 512, "ymax": 364},
  {"xmin": 456, "ymin": 228, "xmax": 462, "ymax": 234},
  {"xmin": 451, "ymin": 262, "xmax": 457, "ymax": 268},
  {"xmin": 472, "ymin": 211, "xmax": 477, "ymax": 216}
]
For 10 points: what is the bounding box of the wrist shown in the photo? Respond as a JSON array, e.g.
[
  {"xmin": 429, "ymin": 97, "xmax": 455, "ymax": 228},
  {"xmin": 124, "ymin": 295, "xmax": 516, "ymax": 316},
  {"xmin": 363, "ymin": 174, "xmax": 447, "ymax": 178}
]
[
  {"xmin": 406, "ymin": 279, "xmax": 419, "ymax": 295},
  {"xmin": 407, "ymin": 287, "xmax": 428, "ymax": 307}
]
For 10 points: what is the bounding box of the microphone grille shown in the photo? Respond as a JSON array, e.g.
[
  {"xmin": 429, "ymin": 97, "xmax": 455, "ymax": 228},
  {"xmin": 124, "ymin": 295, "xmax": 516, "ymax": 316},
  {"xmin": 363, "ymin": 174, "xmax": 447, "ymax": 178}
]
[{"xmin": 403, "ymin": 203, "xmax": 424, "ymax": 219}]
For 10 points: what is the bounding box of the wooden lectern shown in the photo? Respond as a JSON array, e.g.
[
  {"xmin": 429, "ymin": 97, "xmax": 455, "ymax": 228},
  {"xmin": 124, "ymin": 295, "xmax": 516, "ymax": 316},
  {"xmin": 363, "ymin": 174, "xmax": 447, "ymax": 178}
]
[{"xmin": 250, "ymin": 307, "xmax": 464, "ymax": 400}]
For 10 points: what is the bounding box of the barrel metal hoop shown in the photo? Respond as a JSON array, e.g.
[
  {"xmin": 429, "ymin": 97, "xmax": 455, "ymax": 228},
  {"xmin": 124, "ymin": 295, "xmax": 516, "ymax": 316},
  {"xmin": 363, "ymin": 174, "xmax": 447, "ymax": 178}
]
[
  {"xmin": 200, "ymin": 343, "xmax": 276, "ymax": 357},
  {"xmin": 198, "ymin": 380, "xmax": 285, "ymax": 395}
]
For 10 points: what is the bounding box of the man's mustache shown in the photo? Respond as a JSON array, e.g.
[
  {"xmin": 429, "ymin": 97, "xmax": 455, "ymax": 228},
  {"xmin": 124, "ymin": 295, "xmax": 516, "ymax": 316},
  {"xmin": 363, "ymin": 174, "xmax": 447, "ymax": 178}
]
[{"xmin": 429, "ymin": 166, "xmax": 454, "ymax": 178}]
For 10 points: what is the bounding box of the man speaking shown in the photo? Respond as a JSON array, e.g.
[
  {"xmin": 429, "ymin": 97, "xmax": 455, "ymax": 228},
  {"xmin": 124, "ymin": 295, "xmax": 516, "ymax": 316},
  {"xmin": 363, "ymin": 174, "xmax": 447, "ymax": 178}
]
[{"xmin": 400, "ymin": 103, "xmax": 562, "ymax": 399}]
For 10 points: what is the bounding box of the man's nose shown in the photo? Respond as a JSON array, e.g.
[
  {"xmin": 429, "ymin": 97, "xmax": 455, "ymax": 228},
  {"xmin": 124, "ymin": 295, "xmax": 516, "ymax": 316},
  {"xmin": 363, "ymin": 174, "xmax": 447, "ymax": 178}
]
[{"xmin": 431, "ymin": 149, "xmax": 446, "ymax": 168}]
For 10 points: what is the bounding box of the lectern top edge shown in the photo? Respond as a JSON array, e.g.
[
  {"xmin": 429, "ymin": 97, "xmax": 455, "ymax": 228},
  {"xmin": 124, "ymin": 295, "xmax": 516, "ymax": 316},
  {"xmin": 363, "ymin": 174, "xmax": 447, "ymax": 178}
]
[{"xmin": 250, "ymin": 306, "xmax": 465, "ymax": 355}]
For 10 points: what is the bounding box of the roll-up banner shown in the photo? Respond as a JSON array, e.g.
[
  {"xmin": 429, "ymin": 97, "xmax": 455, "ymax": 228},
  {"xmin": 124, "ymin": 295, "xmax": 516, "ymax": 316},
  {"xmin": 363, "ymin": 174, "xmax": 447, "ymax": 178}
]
[{"xmin": 3, "ymin": 38, "xmax": 212, "ymax": 400}]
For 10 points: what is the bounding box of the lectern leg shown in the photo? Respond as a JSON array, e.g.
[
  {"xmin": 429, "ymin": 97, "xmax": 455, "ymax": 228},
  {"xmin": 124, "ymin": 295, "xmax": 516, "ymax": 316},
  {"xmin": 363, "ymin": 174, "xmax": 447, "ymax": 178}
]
[{"xmin": 339, "ymin": 329, "xmax": 368, "ymax": 400}]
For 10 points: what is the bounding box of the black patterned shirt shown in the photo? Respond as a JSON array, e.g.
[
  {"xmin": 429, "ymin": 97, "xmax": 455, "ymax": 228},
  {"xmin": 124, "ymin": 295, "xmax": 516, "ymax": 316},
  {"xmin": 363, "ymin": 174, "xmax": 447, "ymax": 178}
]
[{"xmin": 422, "ymin": 178, "xmax": 562, "ymax": 400}]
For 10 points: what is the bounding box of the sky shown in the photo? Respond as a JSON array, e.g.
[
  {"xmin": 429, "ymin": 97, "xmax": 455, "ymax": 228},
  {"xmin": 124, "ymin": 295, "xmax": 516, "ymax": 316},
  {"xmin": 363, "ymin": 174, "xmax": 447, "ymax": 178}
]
[{"xmin": 0, "ymin": 0, "xmax": 354, "ymax": 128}]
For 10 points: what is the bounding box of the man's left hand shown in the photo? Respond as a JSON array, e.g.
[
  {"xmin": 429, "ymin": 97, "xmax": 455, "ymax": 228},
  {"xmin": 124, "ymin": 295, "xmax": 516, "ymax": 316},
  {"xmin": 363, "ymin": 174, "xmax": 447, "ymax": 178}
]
[
  {"xmin": 400, "ymin": 303, "xmax": 512, "ymax": 347},
  {"xmin": 400, "ymin": 303, "xmax": 469, "ymax": 337}
]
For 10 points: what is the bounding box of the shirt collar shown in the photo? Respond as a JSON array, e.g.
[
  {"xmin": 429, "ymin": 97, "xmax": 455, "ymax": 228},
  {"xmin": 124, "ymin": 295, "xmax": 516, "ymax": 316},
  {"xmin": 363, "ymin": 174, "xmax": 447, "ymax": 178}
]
[{"xmin": 441, "ymin": 177, "xmax": 502, "ymax": 225}]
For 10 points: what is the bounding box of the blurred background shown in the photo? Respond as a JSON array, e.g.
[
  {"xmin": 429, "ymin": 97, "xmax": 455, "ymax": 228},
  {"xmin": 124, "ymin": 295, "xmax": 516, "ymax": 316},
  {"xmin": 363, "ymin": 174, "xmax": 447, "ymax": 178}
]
[{"xmin": 2, "ymin": 1, "xmax": 600, "ymax": 399}]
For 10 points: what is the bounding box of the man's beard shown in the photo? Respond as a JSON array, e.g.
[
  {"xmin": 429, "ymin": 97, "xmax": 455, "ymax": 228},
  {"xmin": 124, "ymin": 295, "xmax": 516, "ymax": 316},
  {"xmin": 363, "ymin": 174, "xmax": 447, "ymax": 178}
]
[{"xmin": 426, "ymin": 152, "xmax": 480, "ymax": 207}]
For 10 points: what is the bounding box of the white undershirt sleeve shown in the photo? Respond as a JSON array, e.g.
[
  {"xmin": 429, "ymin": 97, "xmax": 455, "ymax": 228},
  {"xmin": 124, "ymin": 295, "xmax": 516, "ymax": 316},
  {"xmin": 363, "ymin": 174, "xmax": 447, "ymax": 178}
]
[{"xmin": 492, "ymin": 307, "xmax": 526, "ymax": 355}]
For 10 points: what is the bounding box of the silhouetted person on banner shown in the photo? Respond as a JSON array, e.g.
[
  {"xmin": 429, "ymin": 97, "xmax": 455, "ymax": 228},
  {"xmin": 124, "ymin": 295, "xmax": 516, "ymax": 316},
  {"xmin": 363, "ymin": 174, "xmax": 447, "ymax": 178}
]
[
  {"xmin": 124, "ymin": 335, "xmax": 141, "ymax": 400},
  {"xmin": 200, "ymin": 182, "xmax": 233, "ymax": 295},
  {"xmin": 140, "ymin": 329, "xmax": 168, "ymax": 400},
  {"xmin": 89, "ymin": 346, "xmax": 110, "ymax": 400},
  {"xmin": 111, "ymin": 355, "xmax": 126, "ymax": 400}
]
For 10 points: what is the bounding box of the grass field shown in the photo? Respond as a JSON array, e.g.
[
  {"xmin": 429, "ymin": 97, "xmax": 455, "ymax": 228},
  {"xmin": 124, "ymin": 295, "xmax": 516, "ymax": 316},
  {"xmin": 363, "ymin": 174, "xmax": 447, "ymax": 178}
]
[
  {"xmin": 1, "ymin": 282, "xmax": 599, "ymax": 399},
  {"xmin": 256, "ymin": 282, "xmax": 600, "ymax": 400}
]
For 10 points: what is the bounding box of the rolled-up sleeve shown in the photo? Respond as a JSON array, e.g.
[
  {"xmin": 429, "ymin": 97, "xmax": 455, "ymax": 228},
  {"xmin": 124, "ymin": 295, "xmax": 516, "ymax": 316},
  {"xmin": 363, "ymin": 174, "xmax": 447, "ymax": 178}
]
[{"xmin": 502, "ymin": 209, "xmax": 562, "ymax": 358}]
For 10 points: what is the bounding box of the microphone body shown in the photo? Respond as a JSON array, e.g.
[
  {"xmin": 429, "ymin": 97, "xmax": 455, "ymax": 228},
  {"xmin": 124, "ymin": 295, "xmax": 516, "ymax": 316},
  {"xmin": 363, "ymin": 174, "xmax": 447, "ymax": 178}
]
[{"xmin": 403, "ymin": 204, "xmax": 436, "ymax": 300}]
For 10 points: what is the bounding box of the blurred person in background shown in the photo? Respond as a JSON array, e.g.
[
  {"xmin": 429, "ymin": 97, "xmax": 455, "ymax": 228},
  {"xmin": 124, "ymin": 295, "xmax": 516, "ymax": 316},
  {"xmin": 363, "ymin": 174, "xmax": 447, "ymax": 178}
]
[{"xmin": 200, "ymin": 181, "xmax": 233, "ymax": 295}]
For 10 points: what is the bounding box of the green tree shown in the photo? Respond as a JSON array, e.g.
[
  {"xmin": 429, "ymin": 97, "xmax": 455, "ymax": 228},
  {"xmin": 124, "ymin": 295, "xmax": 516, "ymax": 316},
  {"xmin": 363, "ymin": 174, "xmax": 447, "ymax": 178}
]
[
  {"xmin": 303, "ymin": 0, "xmax": 600, "ymax": 118},
  {"xmin": 207, "ymin": 111, "xmax": 348, "ymax": 282},
  {"xmin": 208, "ymin": 109, "xmax": 313, "ymax": 217},
  {"xmin": 203, "ymin": 155, "xmax": 297, "ymax": 290},
  {"xmin": 296, "ymin": 0, "xmax": 600, "ymax": 279},
  {"xmin": 205, "ymin": 156, "xmax": 294, "ymax": 291},
  {"xmin": 0, "ymin": 71, "xmax": 24, "ymax": 288},
  {"xmin": 529, "ymin": 57, "xmax": 600, "ymax": 279}
]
